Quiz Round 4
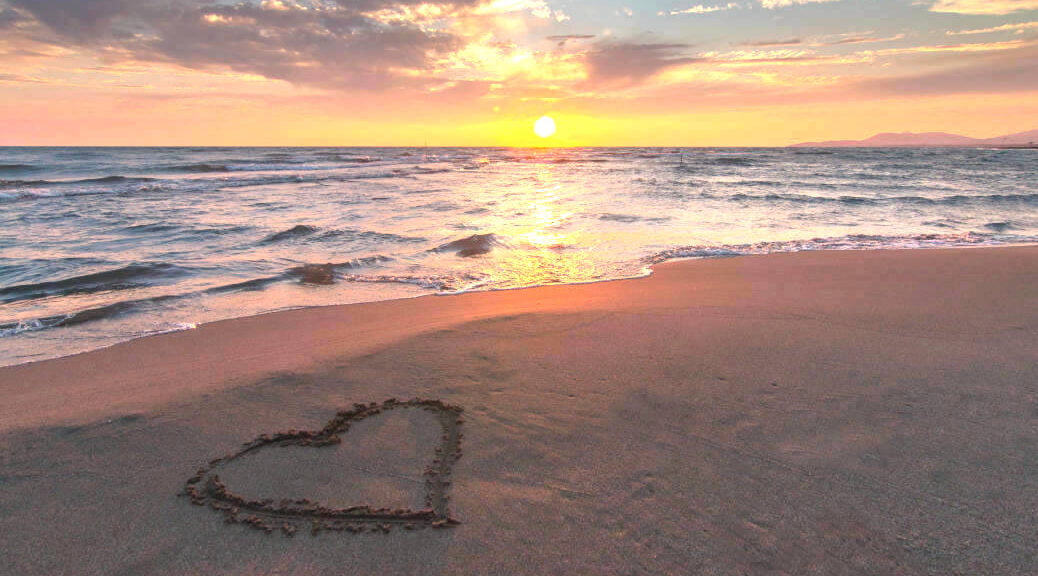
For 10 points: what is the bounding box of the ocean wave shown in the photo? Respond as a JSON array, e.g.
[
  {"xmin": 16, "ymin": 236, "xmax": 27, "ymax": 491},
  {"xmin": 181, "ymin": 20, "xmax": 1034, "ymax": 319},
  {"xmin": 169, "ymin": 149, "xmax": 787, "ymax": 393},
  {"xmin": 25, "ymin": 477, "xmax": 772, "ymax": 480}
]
[
  {"xmin": 225, "ymin": 163, "xmax": 337, "ymax": 172},
  {"xmin": 337, "ymin": 254, "xmax": 394, "ymax": 269},
  {"xmin": 0, "ymin": 185, "xmax": 152, "ymax": 202},
  {"xmin": 204, "ymin": 276, "xmax": 284, "ymax": 294},
  {"xmin": 344, "ymin": 274, "xmax": 450, "ymax": 290},
  {"xmin": 167, "ymin": 163, "xmax": 232, "ymax": 173},
  {"xmin": 721, "ymin": 180, "xmax": 779, "ymax": 191},
  {"xmin": 0, "ymin": 263, "xmax": 190, "ymax": 304},
  {"xmin": 0, "ymin": 316, "xmax": 67, "ymax": 337},
  {"xmin": 243, "ymin": 156, "xmax": 310, "ymax": 165},
  {"xmin": 206, "ymin": 255, "xmax": 395, "ymax": 293},
  {"xmin": 647, "ymin": 232, "xmax": 1032, "ymax": 265},
  {"xmin": 0, "ymin": 164, "xmax": 36, "ymax": 172},
  {"xmin": 0, "ymin": 165, "xmax": 459, "ymax": 204},
  {"xmin": 839, "ymin": 171, "xmax": 893, "ymax": 181},
  {"xmin": 0, "ymin": 294, "xmax": 182, "ymax": 336},
  {"xmin": 260, "ymin": 224, "xmax": 320, "ymax": 244},
  {"xmin": 729, "ymin": 192, "xmax": 874, "ymax": 204},
  {"xmin": 0, "ymin": 179, "xmax": 50, "ymax": 189},
  {"xmin": 0, "ymin": 175, "xmax": 157, "ymax": 189},
  {"xmin": 314, "ymin": 229, "xmax": 427, "ymax": 244},
  {"xmin": 0, "ymin": 251, "xmax": 403, "ymax": 338},
  {"xmin": 332, "ymin": 156, "xmax": 379, "ymax": 163},
  {"xmin": 257, "ymin": 224, "xmax": 426, "ymax": 246},
  {"xmin": 713, "ymin": 156, "xmax": 758, "ymax": 167},
  {"xmin": 120, "ymin": 222, "xmax": 182, "ymax": 234},
  {"xmin": 151, "ymin": 223, "xmax": 252, "ymax": 238},
  {"xmin": 285, "ymin": 255, "xmax": 394, "ymax": 285},
  {"xmin": 245, "ymin": 165, "xmax": 453, "ymax": 181},
  {"xmin": 411, "ymin": 166, "xmax": 455, "ymax": 175},
  {"xmin": 137, "ymin": 322, "xmax": 198, "ymax": 337},
  {"xmin": 724, "ymin": 192, "xmax": 1038, "ymax": 206},
  {"xmin": 983, "ymin": 221, "xmax": 1018, "ymax": 232},
  {"xmin": 74, "ymin": 175, "xmax": 157, "ymax": 185},
  {"xmin": 432, "ymin": 233, "xmax": 504, "ymax": 257},
  {"xmin": 926, "ymin": 193, "xmax": 1038, "ymax": 206},
  {"xmin": 598, "ymin": 213, "xmax": 672, "ymax": 224},
  {"xmin": 548, "ymin": 157, "xmax": 611, "ymax": 164},
  {"xmin": 344, "ymin": 271, "xmax": 486, "ymax": 292},
  {"xmin": 792, "ymin": 149, "xmax": 836, "ymax": 155},
  {"xmin": 507, "ymin": 154, "xmax": 610, "ymax": 165}
]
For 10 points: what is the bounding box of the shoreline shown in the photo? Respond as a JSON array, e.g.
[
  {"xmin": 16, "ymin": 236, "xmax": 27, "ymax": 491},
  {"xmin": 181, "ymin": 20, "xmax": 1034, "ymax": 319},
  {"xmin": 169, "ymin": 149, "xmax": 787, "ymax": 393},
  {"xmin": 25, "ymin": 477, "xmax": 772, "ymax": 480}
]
[
  {"xmin": 1, "ymin": 244, "xmax": 1035, "ymax": 433},
  {"xmin": 1, "ymin": 244, "xmax": 1036, "ymax": 574},
  {"xmin": 3, "ymin": 240, "xmax": 1034, "ymax": 371}
]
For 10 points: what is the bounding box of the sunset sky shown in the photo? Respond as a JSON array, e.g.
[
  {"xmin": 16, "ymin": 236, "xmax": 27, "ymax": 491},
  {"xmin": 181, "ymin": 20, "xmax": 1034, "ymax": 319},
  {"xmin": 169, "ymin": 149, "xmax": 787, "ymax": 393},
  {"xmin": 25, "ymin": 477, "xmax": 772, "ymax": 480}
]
[{"xmin": 1, "ymin": 0, "xmax": 1036, "ymax": 146}]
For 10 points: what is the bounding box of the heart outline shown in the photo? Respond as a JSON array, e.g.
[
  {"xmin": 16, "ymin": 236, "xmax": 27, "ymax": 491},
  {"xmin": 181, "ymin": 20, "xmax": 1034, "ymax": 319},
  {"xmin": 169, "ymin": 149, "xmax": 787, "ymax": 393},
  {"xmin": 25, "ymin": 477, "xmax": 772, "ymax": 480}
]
[{"xmin": 183, "ymin": 398, "xmax": 464, "ymax": 535}]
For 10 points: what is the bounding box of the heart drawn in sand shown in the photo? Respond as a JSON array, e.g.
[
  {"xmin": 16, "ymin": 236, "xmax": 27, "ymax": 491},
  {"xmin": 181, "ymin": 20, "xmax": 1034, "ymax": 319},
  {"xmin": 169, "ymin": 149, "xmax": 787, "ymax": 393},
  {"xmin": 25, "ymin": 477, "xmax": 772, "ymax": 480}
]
[{"xmin": 182, "ymin": 398, "xmax": 464, "ymax": 536}]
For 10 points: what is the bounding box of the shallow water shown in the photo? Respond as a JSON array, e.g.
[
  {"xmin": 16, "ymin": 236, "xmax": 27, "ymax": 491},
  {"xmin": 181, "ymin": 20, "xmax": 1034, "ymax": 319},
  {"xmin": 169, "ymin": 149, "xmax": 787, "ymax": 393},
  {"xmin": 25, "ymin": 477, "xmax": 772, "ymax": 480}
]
[{"xmin": 1, "ymin": 146, "xmax": 1036, "ymax": 365}]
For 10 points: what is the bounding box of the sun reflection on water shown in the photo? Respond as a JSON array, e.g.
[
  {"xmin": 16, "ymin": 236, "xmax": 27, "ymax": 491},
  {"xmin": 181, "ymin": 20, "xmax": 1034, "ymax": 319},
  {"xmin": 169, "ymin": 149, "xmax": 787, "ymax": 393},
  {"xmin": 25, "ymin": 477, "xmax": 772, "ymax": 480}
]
[{"xmin": 480, "ymin": 161, "xmax": 602, "ymax": 288}]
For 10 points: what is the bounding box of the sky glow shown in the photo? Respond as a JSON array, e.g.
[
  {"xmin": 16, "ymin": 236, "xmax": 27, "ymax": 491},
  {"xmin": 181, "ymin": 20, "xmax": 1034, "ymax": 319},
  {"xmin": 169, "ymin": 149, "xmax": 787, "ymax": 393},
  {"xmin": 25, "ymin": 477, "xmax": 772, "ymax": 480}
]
[{"xmin": 0, "ymin": 0, "xmax": 1036, "ymax": 145}]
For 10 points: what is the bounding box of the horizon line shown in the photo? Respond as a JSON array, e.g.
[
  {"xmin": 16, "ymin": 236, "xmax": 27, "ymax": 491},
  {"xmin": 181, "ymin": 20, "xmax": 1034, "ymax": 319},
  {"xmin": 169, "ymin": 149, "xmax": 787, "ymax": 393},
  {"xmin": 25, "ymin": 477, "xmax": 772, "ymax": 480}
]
[{"xmin": 1, "ymin": 144, "xmax": 1033, "ymax": 149}]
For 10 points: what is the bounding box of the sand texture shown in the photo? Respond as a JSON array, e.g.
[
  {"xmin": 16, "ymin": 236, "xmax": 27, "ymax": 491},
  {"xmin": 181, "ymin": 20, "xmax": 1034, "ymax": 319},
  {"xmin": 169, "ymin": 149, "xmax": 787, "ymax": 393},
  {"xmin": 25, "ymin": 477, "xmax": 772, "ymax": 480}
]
[{"xmin": 1, "ymin": 247, "xmax": 1036, "ymax": 575}]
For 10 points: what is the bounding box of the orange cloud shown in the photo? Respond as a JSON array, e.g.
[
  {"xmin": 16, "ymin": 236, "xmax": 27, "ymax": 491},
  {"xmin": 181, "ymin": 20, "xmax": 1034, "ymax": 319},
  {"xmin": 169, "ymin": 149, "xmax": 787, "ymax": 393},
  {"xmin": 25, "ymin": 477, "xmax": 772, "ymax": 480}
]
[
  {"xmin": 759, "ymin": 0, "xmax": 839, "ymax": 8},
  {"xmin": 660, "ymin": 3, "xmax": 740, "ymax": 16},
  {"xmin": 867, "ymin": 39, "xmax": 1033, "ymax": 56},
  {"xmin": 929, "ymin": 0, "xmax": 1038, "ymax": 14},
  {"xmin": 946, "ymin": 21, "xmax": 1038, "ymax": 35}
]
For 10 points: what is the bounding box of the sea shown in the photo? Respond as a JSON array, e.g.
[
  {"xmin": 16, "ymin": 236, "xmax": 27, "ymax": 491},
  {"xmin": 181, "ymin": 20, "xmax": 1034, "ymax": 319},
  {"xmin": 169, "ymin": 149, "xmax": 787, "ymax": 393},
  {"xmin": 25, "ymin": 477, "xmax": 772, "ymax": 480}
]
[{"xmin": 1, "ymin": 146, "xmax": 1036, "ymax": 366}]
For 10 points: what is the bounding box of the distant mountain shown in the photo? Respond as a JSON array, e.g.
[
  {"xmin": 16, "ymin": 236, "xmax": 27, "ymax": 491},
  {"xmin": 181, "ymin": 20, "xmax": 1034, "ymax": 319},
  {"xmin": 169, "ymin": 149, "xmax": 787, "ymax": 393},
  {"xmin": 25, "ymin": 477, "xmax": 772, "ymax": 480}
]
[
  {"xmin": 791, "ymin": 129, "xmax": 1038, "ymax": 148},
  {"xmin": 983, "ymin": 129, "xmax": 1038, "ymax": 146}
]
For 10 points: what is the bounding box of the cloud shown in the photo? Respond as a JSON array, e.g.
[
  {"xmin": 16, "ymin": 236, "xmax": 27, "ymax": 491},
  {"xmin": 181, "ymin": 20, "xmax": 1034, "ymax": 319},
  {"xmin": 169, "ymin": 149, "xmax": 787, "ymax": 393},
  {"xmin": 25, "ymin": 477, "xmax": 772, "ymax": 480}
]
[
  {"xmin": 6, "ymin": 0, "xmax": 132, "ymax": 37},
  {"xmin": 739, "ymin": 38, "xmax": 803, "ymax": 47},
  {"xmin": 577, "ymin": 38, "xmax": 1038, "ymax": 113},
  {"xmin": 585, "ymin": 42, "xmax": 700, "ymax": 85},
  {"xmin": 146, "ymin": 3, "xmax": 464, "ymax": 89},
  {"xmin": 1, "ymin": 0, "xmax": 506, "ymax": 91},
  {"xmin": 928, "ymin": 0, "xmax": 1038, "ymax": 14},
  {"xmin": 858, "ymin": 43, "xmax": 1038, "ymax": 95},
  {"xmin": 946, "ymin": 21, "xmax": 1038, "ymax": 35},
  {"xmin": 473, "ymin": 0, "xmax": 569, "ymax": 22},
  {"xmin": 6, "ymin": 0, "xmax": 1035, "ymax": 114},
  {"xmin": 0, "ymin": 71, "xmax": 52, "ymax": 83},
  {"xmin": 547, "ymin": 34, "xmax": 595, "ymax": 40},
  {"xmin": 824, "ymin": 34, "xmax": 906, "ymax": 45},
  {"xmin": 759, "ymin": 0, "xmax": 840, "ymax": 8},
  {"xmin": 2, "ymin": 0, "xmax": 589, "ymax": 92},
  {"xmin": 867, "ymin": 38, "xmax": 1031, "ymax": 56},
  {"xmin": 546, "ymin": 34, "xmax": 595, "ymax": 47},
  {"xmin": 0, "ymin": 6, "xmax": 28, "ymax": 28},
  {"xmin": 660, "ymin": 3, "xmax": 739, "ymax": 16},
  {"xmin": 432, "ymin": 32, "xmax": 585, "ymax": 85},
  {"xmin": 699, "ymin": 48, "xmax": 845, "ymax": 65},
  {"xmin": 663, "ymin": 0, "xmax": 840, "ymax": 13}
]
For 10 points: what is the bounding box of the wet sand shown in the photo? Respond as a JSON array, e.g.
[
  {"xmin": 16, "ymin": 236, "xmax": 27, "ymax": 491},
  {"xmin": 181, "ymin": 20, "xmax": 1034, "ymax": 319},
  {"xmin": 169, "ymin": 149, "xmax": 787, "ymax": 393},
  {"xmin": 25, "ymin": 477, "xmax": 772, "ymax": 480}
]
[{"xmin": 1, "ymin": 246, "xmax": 1036, "ymax": 575}]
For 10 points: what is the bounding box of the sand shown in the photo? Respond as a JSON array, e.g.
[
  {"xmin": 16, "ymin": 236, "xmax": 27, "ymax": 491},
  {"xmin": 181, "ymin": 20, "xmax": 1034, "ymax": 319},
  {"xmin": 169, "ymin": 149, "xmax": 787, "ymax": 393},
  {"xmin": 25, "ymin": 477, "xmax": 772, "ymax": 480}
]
[{"xmin": 1, "ymin": 246, "xmax": 1036, "ymax": 575}]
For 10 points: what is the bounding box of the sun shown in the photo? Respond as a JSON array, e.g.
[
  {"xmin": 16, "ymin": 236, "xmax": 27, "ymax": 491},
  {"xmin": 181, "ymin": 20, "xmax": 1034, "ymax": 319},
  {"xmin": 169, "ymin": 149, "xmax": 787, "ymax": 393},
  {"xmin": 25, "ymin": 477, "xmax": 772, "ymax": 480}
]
[{"xmin": 534, "ymin": 115, "xmax": 557, "ymax": 139}]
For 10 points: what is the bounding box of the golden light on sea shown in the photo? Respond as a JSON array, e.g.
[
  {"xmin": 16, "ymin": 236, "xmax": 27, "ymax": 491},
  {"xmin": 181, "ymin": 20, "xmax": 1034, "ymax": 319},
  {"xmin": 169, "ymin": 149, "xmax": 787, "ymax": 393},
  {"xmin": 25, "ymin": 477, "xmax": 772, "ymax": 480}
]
[{"xmin": 534, "ymin": 116, "xmax": 557, "ymax": 139}]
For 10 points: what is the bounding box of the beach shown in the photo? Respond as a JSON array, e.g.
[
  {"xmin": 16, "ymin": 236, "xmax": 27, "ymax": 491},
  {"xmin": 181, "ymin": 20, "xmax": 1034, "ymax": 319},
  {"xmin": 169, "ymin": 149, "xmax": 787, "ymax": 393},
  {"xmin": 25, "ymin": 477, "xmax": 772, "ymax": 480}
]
[{"xmin": 1, "ymin": 246, "xmax": 1036, "ymax": 575}]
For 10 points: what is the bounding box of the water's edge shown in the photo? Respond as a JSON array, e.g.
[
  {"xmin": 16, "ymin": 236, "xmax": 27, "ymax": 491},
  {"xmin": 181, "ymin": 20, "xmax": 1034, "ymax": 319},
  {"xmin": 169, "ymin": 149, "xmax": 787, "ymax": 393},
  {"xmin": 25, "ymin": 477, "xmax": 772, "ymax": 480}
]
[{"xmin": 4, "ymin": 243, "xmax": 1033, "ymax": 369}]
